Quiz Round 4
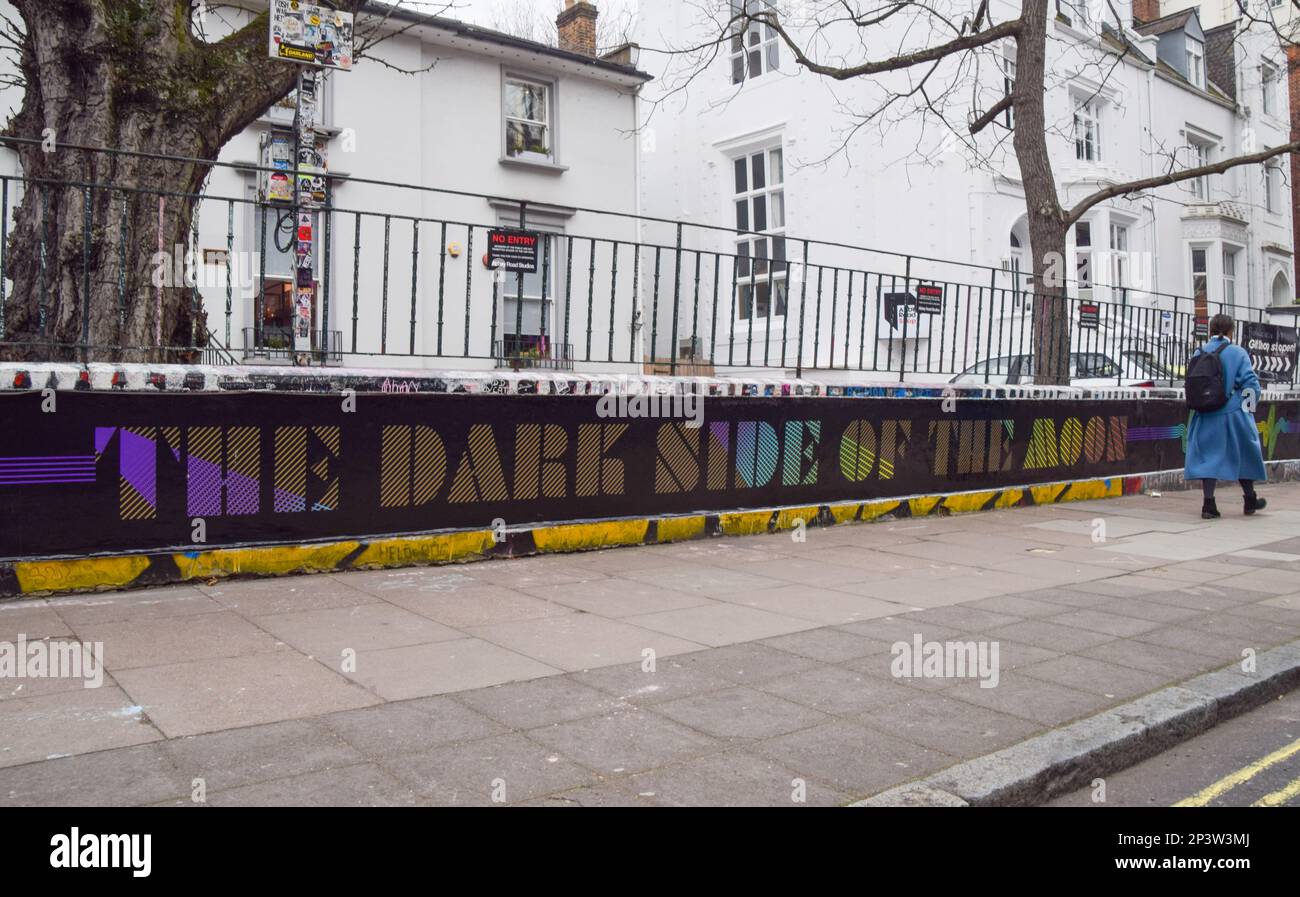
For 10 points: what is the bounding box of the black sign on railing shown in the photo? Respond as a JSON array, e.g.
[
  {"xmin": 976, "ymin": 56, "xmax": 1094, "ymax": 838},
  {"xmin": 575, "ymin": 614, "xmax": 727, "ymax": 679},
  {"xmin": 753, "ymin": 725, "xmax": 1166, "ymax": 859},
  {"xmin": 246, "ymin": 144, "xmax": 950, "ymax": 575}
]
[
  {"xmin": 882, "ymin": 292, "xmax": 918, "ymax": 331},
  {"xmin": 487, "ymin": 228, "xmax": 541, "ymax": 273},
  {"xmin": 1241, "ymin": 321, "xmax": 1299, "ymax": 384},
  {"xmin": 916, "ymin": 283, "xmax": 944, "ymax": 314},
  {"xmin": 1079, "ymin": 302, "xmax": 1099, "ymax": 330}
]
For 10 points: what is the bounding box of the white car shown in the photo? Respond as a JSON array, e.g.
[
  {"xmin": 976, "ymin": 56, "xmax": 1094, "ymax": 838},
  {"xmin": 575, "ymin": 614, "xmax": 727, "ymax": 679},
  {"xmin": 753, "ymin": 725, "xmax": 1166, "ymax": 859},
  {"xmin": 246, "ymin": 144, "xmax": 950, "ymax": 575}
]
[{"xmin": 949, "ymin": 350, "xmax": 1174, "ymax": 388}]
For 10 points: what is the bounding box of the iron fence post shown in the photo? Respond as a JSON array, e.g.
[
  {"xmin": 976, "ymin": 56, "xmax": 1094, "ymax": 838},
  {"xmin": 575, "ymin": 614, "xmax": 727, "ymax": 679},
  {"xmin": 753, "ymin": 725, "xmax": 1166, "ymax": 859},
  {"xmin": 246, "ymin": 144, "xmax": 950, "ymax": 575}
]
[{"xmin": 796, "ymin": 240, "xmax": 809, "ymax": 379}]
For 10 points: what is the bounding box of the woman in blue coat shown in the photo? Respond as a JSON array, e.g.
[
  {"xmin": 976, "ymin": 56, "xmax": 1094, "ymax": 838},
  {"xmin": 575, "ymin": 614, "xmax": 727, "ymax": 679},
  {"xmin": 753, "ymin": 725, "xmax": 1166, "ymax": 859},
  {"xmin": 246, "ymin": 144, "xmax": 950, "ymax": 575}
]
[{"xmin": 1185, "ymin": 314, "xmax": 1268, "ymax": 519}]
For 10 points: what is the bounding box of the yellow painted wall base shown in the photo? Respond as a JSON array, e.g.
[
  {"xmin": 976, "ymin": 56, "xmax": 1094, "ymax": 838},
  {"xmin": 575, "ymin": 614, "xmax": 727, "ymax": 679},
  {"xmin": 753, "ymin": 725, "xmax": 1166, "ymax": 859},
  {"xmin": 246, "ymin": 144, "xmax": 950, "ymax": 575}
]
[{"xmin": 0, "ymin": 472, "xmax": 1153, "ymax": 599}]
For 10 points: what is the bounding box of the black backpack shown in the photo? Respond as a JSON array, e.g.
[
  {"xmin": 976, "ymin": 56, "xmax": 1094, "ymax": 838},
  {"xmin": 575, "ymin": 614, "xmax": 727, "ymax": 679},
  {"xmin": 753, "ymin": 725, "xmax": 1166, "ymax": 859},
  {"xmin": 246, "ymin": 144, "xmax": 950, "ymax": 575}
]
[{"xmin": 1185, "ymin": 341, "xmax": 1230, "ymax": 412}]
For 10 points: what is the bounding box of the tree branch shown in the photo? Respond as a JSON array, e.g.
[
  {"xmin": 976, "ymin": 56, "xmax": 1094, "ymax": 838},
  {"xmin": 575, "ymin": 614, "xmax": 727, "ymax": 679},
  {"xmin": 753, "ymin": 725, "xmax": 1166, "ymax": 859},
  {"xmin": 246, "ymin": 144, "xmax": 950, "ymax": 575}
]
[
  {"xmin": 753, "ymin": 13, "xmax": 1021, "ymax": 81},
  {"xmin": 969, "ymin": 94, "xmax": 1011, "ymax": 134},
  {"xmin": 1067, "ymin": 141, "xmax": 1299, "ymax": 224}
]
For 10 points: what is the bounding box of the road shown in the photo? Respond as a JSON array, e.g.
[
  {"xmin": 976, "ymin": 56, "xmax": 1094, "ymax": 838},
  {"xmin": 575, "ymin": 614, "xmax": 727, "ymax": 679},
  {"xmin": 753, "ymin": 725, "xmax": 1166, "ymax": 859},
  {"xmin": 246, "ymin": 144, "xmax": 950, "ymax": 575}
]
[{"xmin": 1048, "ymin": 688, "xmax": 1300, "ymax": 807}]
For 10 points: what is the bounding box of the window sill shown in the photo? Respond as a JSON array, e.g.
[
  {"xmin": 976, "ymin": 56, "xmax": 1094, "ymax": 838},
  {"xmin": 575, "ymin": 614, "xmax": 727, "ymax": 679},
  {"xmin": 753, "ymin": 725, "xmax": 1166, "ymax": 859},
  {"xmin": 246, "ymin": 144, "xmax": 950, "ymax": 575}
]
[{"xmin": 499, "ymin": 156, "xmax": 568, "ymax": 174}]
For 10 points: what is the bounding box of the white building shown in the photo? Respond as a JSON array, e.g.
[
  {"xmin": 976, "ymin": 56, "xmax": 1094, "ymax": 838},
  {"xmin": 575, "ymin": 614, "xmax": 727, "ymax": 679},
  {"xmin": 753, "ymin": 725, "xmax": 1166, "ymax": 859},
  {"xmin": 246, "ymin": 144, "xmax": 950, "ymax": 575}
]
[
  {"xmin": 205, "ymin": 0, "xmax": 650, "ymax": 371},
  {"xmin": 633, "ymin": 1, "xmax": 1294, "ymax": 379}
]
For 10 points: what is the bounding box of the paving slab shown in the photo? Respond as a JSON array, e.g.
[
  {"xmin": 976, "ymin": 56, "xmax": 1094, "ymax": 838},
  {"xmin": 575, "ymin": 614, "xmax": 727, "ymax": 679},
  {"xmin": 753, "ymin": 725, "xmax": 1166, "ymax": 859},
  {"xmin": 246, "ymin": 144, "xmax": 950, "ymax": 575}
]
[{"xmin": 7, "ymin": 484, "xmax": 1300, "ymax": 806}]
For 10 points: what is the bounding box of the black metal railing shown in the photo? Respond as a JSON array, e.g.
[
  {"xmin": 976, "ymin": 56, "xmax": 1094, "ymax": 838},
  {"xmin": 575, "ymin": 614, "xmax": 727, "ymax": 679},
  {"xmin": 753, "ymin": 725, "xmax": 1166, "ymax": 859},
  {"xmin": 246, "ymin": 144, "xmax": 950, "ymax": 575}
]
[
  {"xmin": 0, "ymin": 136, "xmax": 1291, "ymax": 387},
  {"xmin": 241, "ymin": 327, "xmax": 342, "ymax": 364},
  {"xmin": 492, "ymin": 339, "xmax": 574, "ymax": 371}
]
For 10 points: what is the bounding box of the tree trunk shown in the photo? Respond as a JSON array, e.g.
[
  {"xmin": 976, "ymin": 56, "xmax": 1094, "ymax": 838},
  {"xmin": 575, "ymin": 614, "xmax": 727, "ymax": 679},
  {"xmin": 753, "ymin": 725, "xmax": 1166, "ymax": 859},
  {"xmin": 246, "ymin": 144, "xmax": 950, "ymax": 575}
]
[
  {"xmin": 0, "ymin": 0, "xmax": 362, "ymax": 363},
  {"xmin": 1013, "ymin": 0, "xmax": 1071, "ymax": 386}
]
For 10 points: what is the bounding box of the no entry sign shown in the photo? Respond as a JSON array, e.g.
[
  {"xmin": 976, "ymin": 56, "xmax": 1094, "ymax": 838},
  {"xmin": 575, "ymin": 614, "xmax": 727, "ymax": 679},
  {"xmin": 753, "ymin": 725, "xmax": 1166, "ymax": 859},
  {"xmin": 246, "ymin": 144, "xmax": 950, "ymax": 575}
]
[
  {"xmin": 1079, "ymin": 302, "xmax": 1099, "ymax": 330},
  {"xmin": 916, "ymin": 284, "xmax": 944, "ymax": 314},
  {"xmin": 1241, "ymin": 321, "xmax": 1298, "ymax": 384},
  {"xmin": 487, "ymin": 229, "xmax": 541, "ymax": 273}
]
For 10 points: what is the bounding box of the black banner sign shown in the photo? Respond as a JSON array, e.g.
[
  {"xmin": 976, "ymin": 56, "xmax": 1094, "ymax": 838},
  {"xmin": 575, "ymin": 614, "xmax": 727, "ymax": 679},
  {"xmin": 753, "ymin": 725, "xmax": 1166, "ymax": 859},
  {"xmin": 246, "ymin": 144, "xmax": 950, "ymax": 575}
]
[
  {"xmin": 487, "ymin": 229, "xmax": 540, "ymax": 273},
  {"xmin": 1, "ymin": 391, "xmax": 1297, "ymax": 559},
  {"xmin": 1241, "ymin": 321, "xmax": 1298, "ymax": 384}
]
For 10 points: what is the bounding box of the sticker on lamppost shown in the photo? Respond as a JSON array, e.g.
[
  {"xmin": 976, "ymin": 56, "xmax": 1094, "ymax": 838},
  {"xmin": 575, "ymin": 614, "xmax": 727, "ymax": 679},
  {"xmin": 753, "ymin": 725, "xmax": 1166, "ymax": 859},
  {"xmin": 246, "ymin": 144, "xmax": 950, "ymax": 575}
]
[
  {"xmin": 269, "ymin": 0, "xmax": 354, "ymax": 70},
  {"xmin": 487, "ymin": 229, "xmax": 541, "ymax": 273}
]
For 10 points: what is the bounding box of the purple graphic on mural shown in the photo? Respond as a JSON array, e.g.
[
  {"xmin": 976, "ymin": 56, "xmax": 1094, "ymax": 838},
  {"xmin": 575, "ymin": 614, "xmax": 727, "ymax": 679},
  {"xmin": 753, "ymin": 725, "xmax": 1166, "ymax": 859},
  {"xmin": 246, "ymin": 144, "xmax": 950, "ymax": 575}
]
[
  {"xmin": 0, "ymin": 455, "xmax": 97, "ymax": 485},
  {"xmin": 187, "ymin": 453, "xmax": 260, "ymax": 517}
]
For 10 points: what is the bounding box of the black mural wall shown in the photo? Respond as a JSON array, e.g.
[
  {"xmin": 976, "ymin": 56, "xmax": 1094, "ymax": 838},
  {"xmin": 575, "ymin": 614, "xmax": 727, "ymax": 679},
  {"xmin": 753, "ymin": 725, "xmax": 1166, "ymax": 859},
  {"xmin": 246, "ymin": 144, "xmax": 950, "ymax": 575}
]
[{"xmin": 1, "ymin": 390, "xmax": 1297, "ymax": 559}]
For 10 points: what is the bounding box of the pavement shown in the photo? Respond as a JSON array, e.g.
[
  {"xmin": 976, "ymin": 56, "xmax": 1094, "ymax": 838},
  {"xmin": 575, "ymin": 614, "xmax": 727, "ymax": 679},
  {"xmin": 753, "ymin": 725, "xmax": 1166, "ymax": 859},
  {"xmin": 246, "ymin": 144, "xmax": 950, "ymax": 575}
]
[
  {"xmin": 1048, "ymin": 688, "xmax": 1300, "ymax": 807},
  {"xmin": 3, "ymin": 484, "xmax": 1300, "ymax": 806}
]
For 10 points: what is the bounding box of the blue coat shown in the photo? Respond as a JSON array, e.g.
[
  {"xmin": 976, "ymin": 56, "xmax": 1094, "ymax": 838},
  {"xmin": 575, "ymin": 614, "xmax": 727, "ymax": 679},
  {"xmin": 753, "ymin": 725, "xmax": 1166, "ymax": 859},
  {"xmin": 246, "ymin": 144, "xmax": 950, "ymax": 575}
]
[{"xmin": 1184, "ymin": 336, "xmax": 1267, "ymax": 482}]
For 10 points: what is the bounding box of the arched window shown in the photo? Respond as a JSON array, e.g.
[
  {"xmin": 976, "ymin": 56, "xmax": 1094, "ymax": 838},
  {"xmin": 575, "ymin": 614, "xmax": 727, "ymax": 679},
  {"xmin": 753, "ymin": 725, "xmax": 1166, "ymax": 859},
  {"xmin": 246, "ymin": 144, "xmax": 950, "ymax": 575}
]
[{"xmin": 1272, "ymin": 271, "xmax": 1292, "ymax": 306}]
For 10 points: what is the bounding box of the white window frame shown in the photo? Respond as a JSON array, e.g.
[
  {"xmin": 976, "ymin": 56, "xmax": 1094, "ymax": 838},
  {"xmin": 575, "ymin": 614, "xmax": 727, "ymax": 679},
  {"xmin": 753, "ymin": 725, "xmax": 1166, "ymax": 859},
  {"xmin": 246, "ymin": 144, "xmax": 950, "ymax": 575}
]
[
  {"xmin": 1190, "ymin": 245, "xmax": 1209, "ymax": 304},
  {"xmin": 1265, "ymin": 158, "xmax": 1282, "ymax": 214},
  {"xmin": 729, "ymin": 0, "xmax": 780, "ymax": 85},
  {"xmin": 731, "ymin": 144, "xmax": 787, "ymax": 322},
  {"xmin": 496, "ymin": 215, "xmax": 562, "ymax": 349},
  {"xmin": 1002, "ymin": 44, "xmax": 1017, "ymax": 129},
  {"xmin": 1185, "ymin": 134, "xmax": 1213, "ymax": 200},
  {"xmin": 1073, "ymin": 95, "xmax": 1101, "ymax": 162},
  {"xmin": 1075, "ymin": 220, "xmax": 1093, "ymax": 296},
  {"xmin": 1261, "ymin": 62, "xmax": 1279, "ymax": 117},
  {"xmin": 1222, "ymin": 245, "xmax": 1238, "ymax": 306},
  {"xmin": 503, "ymin": 74, "xmax": 555, "ymax": 164},
  {"xmin": 1186, "ymin": 38, "xmax": 1205, "ymax": 90},
  {"xmin": 1109, "ymin": 221, "xmax": 1129, "ymax": 289}
]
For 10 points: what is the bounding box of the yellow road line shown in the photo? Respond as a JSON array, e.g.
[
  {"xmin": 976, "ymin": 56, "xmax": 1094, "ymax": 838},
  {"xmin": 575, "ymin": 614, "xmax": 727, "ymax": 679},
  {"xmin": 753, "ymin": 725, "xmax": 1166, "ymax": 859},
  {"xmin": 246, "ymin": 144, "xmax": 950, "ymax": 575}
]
[
  {"xmin": 1252, "ymin": 774, "xmax": 1300, "ymax": 808},
  {"xmin": 1174, "ymin": 737, "xmax": 1300, "ymax": 807}
]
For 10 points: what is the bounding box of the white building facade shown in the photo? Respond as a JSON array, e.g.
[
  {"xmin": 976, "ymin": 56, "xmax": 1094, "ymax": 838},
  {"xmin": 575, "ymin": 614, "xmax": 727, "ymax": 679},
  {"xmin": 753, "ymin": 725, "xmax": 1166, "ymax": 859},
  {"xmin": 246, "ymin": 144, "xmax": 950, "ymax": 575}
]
[{"xmin": 633, "ymin": 1, "xmax": 1294, "ymax": 379}]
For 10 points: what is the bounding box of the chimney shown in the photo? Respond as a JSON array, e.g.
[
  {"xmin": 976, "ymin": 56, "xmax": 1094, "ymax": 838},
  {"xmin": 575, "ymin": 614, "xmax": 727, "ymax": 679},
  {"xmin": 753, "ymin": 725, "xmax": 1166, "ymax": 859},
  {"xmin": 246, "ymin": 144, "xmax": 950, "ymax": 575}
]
[
  {"xmin": 1131, "ymin": 0, "xmax": 1160, "ymax": 24},
  {"xmin": 557, "ymin": 1, "xmax": 598, "ymax": 57}
]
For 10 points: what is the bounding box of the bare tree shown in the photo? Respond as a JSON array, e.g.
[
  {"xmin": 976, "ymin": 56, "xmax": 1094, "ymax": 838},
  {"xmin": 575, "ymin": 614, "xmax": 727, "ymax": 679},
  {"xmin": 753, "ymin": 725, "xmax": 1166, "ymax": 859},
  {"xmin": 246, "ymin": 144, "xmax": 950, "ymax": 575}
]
[
  {"xmin": 646, "ymin": 0, "xmax": 1299, "ymax": 384},
  {"xmin": 0, "ymin": 0, "xmax": 453, "ymax": 362},
  {"xmin": 486, "ymin": 0, "xmax": 636, "ymax": 52}
]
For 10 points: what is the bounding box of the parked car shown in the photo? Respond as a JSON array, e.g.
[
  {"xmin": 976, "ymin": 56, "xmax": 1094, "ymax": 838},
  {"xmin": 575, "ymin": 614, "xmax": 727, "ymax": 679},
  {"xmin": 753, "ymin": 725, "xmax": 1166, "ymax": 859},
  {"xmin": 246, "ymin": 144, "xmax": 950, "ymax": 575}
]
[{"xmin": 949, "ymin": 351, "xmax": 1166, "ymax": 387}]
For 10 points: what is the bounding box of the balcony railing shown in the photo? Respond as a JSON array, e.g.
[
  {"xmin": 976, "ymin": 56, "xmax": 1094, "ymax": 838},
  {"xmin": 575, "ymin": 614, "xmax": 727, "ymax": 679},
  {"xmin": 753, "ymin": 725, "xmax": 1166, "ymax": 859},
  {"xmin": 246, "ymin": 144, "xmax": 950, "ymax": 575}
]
[{"xmin": 242, "ymin": 327, "xmax": 343, "ymax": 364}]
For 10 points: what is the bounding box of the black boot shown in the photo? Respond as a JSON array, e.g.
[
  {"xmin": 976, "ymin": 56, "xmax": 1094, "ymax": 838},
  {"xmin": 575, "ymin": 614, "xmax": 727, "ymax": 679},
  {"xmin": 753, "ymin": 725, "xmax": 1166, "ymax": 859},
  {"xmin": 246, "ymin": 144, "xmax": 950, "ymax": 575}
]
[
  {"xmin": 1245, "ymin": 493, "xmax": 1267, "ymax": 515},
  {"xmin": 1202, "ymin": 499, "xmax": 1220, "ymax": 519}
]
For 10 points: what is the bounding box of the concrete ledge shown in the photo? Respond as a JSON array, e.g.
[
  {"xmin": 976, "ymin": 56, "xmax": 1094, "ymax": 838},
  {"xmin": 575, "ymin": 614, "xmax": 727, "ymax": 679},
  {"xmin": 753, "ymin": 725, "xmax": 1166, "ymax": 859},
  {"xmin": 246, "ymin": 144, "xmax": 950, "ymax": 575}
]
[
  {"xmin": 0, "ymin": 468, "xmax": 1183, "ymax": 600},
  {"xmin": 853, "ymin": 639, "xmax": 1300, "ymax": 807},
  {"xmin": 10, "ymin": 361, "xmax": 1294, "ymax": 402}
]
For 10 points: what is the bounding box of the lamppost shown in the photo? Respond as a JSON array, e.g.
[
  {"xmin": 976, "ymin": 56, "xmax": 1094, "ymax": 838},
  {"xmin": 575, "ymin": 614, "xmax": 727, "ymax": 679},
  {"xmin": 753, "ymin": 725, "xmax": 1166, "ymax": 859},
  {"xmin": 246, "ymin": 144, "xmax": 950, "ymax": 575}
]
[{"xmin": 267, "ymin": 0, "xmax": 354, "ymax": 364}]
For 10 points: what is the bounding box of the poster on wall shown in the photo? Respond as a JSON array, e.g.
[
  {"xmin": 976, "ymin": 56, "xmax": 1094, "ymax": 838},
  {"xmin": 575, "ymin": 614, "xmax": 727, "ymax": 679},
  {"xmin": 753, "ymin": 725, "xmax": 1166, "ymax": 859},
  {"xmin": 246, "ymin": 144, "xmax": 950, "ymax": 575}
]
[
  {"xmin": 268, "ymin": 0, "xmax": 354, "ymax": 70},
  {"xmin": 1241, "ymin": 321, "xmax": 1298, "ymax": 384}
]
